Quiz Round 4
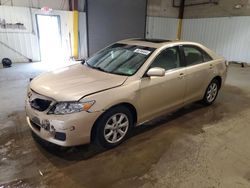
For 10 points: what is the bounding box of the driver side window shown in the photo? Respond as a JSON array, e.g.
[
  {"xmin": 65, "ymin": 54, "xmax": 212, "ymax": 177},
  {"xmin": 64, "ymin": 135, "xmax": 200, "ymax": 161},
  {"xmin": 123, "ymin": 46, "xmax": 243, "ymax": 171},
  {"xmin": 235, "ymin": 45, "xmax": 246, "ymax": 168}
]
[{"xmin": 150, "ymin": 47, "xmax": 181, "ymax": 70}]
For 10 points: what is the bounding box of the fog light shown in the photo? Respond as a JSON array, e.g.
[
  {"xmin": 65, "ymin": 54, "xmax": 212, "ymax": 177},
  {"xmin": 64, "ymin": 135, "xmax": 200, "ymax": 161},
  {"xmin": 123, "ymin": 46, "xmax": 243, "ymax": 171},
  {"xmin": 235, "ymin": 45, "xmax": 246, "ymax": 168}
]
[{"xmin": 54, "ymin": 132, "xmax": 66, "ymax": 141}]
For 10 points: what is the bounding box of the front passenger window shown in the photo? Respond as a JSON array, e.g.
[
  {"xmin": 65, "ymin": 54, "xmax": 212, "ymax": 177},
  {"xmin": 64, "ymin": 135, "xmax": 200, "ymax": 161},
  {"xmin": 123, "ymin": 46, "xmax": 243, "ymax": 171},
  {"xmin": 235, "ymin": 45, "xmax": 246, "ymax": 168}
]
[{"xmin": 150, "ymin": 47, "xmax": 180, "ymax": 70}]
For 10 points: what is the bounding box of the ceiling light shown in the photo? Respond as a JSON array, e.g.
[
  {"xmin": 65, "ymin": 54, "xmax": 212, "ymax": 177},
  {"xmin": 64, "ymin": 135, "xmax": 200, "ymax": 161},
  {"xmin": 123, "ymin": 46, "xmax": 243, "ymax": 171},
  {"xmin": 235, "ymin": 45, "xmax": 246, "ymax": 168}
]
[{"xmin": 234, "ymin": 4, "xmax": 243, "ymax": 9}]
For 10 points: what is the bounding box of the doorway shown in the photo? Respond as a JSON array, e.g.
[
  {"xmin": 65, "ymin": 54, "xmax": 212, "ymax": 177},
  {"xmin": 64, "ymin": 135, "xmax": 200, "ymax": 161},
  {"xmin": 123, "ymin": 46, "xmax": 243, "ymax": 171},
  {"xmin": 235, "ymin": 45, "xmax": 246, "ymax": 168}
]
[{"xmin": 36, "ymin": 15, "xmax": 62, "ymax": 62}]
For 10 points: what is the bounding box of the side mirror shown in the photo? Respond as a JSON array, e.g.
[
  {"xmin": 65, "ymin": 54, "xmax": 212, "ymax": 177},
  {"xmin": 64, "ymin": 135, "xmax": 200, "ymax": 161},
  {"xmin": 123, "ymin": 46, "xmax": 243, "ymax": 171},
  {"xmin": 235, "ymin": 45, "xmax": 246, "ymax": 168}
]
[{"xmin": 147, "ymin": 67, "xmax": 165, "ymax": 77}]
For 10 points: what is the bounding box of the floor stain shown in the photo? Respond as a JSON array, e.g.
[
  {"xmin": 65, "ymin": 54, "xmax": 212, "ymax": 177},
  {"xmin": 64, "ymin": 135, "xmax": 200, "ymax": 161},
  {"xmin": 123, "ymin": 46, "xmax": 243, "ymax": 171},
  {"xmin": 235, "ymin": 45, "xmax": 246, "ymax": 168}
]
[{"xmin": 1, "ymin": 65, "xmax": 250, "ymax": 188}]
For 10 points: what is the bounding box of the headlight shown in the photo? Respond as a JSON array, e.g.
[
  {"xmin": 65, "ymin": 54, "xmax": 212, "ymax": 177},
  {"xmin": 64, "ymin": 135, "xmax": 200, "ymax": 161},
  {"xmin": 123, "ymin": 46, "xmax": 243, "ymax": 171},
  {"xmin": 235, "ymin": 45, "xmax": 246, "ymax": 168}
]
[{"xmin": 48, "ymin": 101, "xmax": 95, "ymax": 115}]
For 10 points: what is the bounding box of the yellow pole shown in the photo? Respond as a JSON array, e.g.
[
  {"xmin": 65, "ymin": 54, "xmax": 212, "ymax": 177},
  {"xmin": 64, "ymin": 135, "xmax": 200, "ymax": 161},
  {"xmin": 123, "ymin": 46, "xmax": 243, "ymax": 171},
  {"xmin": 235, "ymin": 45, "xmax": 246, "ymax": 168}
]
[
  {"xmin": 177, "ymin": 0, "xmax": 185, "ymax": 40},
  {"xmin": 177, "ymin": 18, "xmax": 183, "ymax": 40},
  {"xmin": 73, "ymin": 10, "xmax": 79, "ymax": 59}
]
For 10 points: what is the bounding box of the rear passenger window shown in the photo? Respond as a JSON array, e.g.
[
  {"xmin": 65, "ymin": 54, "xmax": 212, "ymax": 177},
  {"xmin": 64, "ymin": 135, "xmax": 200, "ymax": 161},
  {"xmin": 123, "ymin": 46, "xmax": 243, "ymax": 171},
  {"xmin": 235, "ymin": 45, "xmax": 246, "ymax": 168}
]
[{"xmin": 183, "ymin": 46, "xmax": 203, "ymax": 66}]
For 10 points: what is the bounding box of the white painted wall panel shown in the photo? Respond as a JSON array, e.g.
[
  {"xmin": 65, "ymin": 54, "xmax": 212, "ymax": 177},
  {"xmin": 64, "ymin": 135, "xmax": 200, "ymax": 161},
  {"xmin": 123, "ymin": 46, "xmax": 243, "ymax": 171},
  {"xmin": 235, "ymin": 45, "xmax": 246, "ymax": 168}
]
[
  {"xmin": 78, "ymin": 12, "xmax": 88, "ymax": 58},
  {"xmin": 182, "ymin": 17, "xmax": 250, "ymax": 63},
  {"xmin": 31, "ymin": 8, "xmax": 74, "ymax": 61},
  {"xmin": 0, "ymin": 0, "xmax": 69, "ymax": 10},
  {"xmin": 146, "ymin": 16, "xmax": 178, "ymax": 39},
  {"xmin": 147, "ymin": 16, "xmax": 250, "ymax": 63},
  {"xmin": 0, "ymin": 6, "xmax": 85, "ymax": 63},
  {"xmin": 0, "ymin": 6, "xmax": 38, "ymax": 62}
]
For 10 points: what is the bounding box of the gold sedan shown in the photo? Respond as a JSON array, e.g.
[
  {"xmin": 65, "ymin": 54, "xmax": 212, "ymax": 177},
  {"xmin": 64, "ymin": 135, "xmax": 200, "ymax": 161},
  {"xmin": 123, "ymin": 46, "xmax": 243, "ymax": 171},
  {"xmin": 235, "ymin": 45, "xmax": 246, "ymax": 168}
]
[{"xmin": 25, "ymin": 39, "xmax": 227, "ymax": 148}]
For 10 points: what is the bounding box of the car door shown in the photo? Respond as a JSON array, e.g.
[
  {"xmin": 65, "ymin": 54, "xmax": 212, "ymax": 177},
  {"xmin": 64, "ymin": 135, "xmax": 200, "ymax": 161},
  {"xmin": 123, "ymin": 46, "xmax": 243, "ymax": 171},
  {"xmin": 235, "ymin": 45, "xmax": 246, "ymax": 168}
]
[
  {"xmin": 138, "ymin": 46, "xmax": 187, "ymax": 122},
  {"xmin": 181, "ymin": 45, "xmax": 214, "ymax": 103}
]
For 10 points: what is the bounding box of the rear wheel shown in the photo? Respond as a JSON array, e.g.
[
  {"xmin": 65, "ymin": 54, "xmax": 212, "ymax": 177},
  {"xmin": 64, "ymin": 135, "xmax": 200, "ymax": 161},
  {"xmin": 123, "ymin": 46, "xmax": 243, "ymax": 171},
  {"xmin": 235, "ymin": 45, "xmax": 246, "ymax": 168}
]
[
  {"xmin": 93, "ymin": 106, "xmax": 133, "ymax": 149},
  {"xmin": 202, "ymin": 79, "xmax": 219, "ymax": 105}
]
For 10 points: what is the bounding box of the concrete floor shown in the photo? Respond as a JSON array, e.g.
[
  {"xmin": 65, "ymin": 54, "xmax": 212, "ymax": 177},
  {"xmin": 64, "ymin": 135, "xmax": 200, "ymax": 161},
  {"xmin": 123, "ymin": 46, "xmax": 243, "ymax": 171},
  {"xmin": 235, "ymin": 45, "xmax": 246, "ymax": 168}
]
[{"xmin": 0, "ymin": 63, "xmax": 250, "ymax": 188}]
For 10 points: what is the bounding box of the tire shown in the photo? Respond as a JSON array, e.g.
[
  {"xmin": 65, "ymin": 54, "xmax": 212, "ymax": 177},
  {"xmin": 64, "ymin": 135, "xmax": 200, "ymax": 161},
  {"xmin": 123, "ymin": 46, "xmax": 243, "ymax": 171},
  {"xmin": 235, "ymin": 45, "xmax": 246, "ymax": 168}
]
[
  {"xmin": 2, "ymin": 58, "xmax": 12, "ymax": 68},
  {"xmin": 202, "ymin": 79, "xmax": 219, "ymax": 105},
  {"xmin": 93, "ymin": 106, "xmax": 133, "ymax": 149}
]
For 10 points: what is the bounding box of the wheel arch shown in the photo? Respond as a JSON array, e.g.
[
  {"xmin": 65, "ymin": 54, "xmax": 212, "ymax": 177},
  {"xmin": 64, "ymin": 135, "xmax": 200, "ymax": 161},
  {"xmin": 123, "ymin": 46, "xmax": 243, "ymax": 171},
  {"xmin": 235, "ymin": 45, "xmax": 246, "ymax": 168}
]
[
  {"xmin": 90, "ymin": 102, "xmax": 138, "ymax": 143},
  {"xmin": 212, "ymin": 75, "xmax": 222, "ymax": 89}
]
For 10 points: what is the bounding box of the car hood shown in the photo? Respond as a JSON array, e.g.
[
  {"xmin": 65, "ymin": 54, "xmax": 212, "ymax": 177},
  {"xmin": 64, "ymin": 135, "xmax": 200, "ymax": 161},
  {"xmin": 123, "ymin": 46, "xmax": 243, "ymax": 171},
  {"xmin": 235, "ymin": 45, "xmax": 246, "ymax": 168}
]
[{"xmin": 30, "ymin": 63, "xmax": 128, "ymax": 101}]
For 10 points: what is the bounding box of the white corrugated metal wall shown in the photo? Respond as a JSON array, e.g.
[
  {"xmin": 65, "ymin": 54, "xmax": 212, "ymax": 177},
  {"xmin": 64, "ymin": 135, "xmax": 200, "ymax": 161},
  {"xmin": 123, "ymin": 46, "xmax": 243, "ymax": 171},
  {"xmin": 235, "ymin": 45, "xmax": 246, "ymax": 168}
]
[
  {"xmin": 146, "ymin": 16, "xmax": 178, "ymax": 39},
  {"xmin": 146, "ymin": 16, "xmax": 250, "ymax": 63},
  {"xmin": 0, "ymin": 6, "xmax": 38, "ymax": 62},
  {"xmin": 0, "ymin": 5, "xmax": 88, "ymax": 63}
]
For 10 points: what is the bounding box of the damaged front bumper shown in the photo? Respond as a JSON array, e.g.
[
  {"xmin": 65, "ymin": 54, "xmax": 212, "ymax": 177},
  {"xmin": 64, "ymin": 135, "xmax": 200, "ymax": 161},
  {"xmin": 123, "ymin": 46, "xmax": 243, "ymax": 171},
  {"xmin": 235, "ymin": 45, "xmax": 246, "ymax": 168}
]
[{"xmin": 25, "ymin": 98, "xmax": 102, "ymax": 147}]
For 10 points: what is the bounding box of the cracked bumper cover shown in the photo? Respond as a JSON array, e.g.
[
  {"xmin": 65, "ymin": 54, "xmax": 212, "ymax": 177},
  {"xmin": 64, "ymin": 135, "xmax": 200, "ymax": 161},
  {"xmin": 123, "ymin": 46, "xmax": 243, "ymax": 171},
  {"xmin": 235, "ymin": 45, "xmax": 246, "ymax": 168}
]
[{"xmin": 25, "ymin": 99, "xmax": 102, "ymax": 147}]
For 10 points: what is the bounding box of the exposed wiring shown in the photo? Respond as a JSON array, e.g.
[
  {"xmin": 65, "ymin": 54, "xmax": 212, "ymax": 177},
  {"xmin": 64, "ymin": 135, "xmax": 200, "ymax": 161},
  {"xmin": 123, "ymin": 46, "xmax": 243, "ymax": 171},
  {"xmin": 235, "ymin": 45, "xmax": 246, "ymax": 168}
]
[
  {"xmin": 29, "ymin": 7, "xmax": 35, "ymax": 34},
  {"xmin": 63, "ymin": 0, "xmax": 67, "ymax": 10},
  {"xmin": 29, "ymin": 0, "xmax": 34, "ymax": 8},
  {"xmin": 60, "ymin": 0, "xmax": 67, "ymax": 10},
  {"xmin": 37, "ymin": 0, "xmax": 40, "ymax": 8}
]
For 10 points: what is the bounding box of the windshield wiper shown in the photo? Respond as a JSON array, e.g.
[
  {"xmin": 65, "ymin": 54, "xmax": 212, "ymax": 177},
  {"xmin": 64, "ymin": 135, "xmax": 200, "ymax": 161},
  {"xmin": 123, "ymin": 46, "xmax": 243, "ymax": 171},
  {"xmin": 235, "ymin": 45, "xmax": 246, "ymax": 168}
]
[
  {"xmin": 111, "ymin": 72, "xmax": 130, "ymax": 76},
  {"xmin": 85, "ymin": 61, "xmax": 92, "ymax": 67},
  {"xmin": 94, "ymin": 66, "xmax": 108, "ymax": 72}
]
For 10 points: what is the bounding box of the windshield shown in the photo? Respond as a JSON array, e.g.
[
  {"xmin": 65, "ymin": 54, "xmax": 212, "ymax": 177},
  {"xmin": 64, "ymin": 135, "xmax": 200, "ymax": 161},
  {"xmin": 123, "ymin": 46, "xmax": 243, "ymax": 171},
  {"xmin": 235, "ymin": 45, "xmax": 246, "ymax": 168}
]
[{"xmin": 85, "ymin": 43, "xmax": 156, "ymax": 76}]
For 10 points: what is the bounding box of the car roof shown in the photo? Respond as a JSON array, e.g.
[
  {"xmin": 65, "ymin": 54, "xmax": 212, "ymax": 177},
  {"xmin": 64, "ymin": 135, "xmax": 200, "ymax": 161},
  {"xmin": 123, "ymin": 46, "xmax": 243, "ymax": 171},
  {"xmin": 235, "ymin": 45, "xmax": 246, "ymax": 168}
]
[
  {"xmin": 117, "ymin": 38, "xmax": 222, "ymax": 60},
  {"xmin": 118, "ymin": 38, "xmax": 200, "ymax": 49}
]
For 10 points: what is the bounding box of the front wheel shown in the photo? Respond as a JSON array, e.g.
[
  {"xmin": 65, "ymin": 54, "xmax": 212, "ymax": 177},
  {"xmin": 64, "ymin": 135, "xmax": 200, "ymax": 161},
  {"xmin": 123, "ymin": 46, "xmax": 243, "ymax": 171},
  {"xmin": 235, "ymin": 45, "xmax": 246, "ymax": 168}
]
[
  {"xmin": 202, "ymin": 79, "xmax": 219, "ymax": 105},
  {"xmin": 93, "ymin": 106, "xmax": 133, "ymax": 149}
]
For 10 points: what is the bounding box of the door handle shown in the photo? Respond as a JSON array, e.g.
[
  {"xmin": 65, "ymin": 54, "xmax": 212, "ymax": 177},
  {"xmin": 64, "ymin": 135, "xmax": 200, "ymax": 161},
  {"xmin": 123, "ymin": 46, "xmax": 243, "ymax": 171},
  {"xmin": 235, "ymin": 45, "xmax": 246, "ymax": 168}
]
[
  {"xmin": 209, "ymin": 64, "xmax": 213, "ymax": 69},
  {"xmin": 178, "ymin": 73, "xmax": 185, "ymax": 79}
]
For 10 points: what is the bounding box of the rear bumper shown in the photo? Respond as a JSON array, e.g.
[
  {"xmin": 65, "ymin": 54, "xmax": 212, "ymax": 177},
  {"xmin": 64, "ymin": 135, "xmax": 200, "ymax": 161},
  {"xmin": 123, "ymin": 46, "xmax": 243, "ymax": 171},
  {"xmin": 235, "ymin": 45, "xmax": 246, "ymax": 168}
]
[
  {"xmin": 25, "ymin": 99, "xmax": 102, "ymax": 147},
  {"xmin": 221, "ymin": 66, "xmax": 228, "ymax": 87}
]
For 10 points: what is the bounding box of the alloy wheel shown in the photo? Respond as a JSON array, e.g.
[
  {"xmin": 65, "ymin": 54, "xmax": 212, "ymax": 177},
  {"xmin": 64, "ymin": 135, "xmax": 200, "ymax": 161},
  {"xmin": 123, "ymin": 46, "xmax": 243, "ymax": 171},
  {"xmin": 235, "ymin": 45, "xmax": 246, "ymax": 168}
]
[
  {"xmin": 206, "ymin": 82, "xmax": 218, "ymax": 103},
  {"xmin": 103, "ymin": 113, "xmax": 129, "ymax": 144}
]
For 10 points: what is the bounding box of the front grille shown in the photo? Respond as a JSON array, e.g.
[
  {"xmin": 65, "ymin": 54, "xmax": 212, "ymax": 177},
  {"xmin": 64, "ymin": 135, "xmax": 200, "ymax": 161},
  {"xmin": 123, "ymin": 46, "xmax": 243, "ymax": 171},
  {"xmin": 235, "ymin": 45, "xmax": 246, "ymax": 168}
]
[{"xmin": 30, "ymin": 98, "xmax": 52, "ymax": 111}]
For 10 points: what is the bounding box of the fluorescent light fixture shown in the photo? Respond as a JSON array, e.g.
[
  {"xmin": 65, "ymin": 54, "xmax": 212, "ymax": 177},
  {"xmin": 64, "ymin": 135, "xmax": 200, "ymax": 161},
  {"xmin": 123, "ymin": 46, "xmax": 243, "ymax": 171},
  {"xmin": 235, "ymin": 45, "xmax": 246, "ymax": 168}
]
[{"xmin": 234, "ymin": 4, "xmax": 243, "ymax": 9}]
